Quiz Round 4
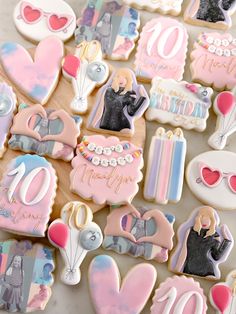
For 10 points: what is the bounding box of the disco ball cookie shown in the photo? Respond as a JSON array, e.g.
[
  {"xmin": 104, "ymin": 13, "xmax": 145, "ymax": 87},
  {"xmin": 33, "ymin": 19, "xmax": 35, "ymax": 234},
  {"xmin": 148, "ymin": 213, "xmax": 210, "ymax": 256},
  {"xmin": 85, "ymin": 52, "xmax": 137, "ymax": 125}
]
[
  {"xmin": 123, "ymin": 0, "xmax": 183, "ymax": 15},
  {"xmin": 13, "ymin": 0, "xmax": 76, "ymax": 42}
]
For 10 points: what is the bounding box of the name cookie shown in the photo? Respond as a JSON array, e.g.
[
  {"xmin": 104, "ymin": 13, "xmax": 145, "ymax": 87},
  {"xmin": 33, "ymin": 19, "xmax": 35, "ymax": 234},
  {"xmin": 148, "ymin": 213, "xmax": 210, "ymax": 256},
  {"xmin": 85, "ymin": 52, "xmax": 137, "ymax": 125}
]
[
  {"xmin": 0, "ymin": 239, "xmax": 54, "ymax": 312},
  {"xmin": 144, "ymin": 128, "xmax": 186, "ymax": 204},
  {"xmin": 135, "ymin": 17, "xmax": 188, "ymax": 82},
  {"xmin": 89, "ymin": 255, "xmax": 156, "ymax": 314},
  {"xmin": 70, "ymin": 135, "xmax": 143, "ymax": 206},
  {"xmin": 0, "ymin": 83, "xmax": 17, "ymax": 158},
  {"xmin": 8, "ymin": 104, "xmax": 82, "ymax": 161},
  {"xmin": 62, "ymin": 40, "xmax": 109, "ymax": 114},
  {"xmin": 146, "ymin": 76, "xmax": 213, "ymax": 132},
  {"xmin": 191, "ymin": 32, "xmax": 236, "ymax": 91},
  {"xmin": 123, "ymin": 0, "xmax": 183, "ymax": 15},
  {"xmin": 103, "ymin": 204, "xmax": 175, "ymax": 263},
  {"xmin": 75, "ymin": 0, "xmax": 140, "ymax": 61},
  {"xmin": 169, "ymin": 206, "xmax": 233, "ymax": 280},
  {"xmin": 0, "ymin": 154, "xmax": 57, "ymax": 236},
  {"xmin": 87, "ymin": 68, "xmax": 149, "ymax": 136},
  {"xmin": 0, "ymin": 36, "xmax": 64, "ymax": 105},
  {"xmin": 13, "ymin": 0, "xmax": 76, "ymax": 42},
  {"xmin": 151, "ymin": 276, "xmax": 207, "ymax": 314},
  {"xmin": 186, "ymin": 150, "xmax": 236, "ymax": 210},
  {"xmin": 48, "ymin": 201, "xmax": 102, "ymax": 285}
]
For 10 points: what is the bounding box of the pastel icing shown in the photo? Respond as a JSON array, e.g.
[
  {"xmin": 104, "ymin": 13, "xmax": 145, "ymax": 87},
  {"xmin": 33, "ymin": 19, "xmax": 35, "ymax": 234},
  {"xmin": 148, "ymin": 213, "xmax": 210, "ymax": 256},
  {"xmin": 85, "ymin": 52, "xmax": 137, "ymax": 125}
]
[
  {"xmin": 70, "ymin": 135, "xmax": 143, "ymax": 206},
  {"xmin": 144, "ymin": 128, "xmax": 186, "ymax": 204},
  {"xmin": 89, "ymin": 255, "xmax": 157, "ymax": 314},
  {"xmin": 103, "ymin": 204, "xmax": 175, "ymax": 263},
  {"xmin": 135, "ymin": 17, "xmax": 188, "ymax": 82},
  {"xmin": 0, "ymin": 154, "xmax": 57, "ymax": 236},
  {"xmin": 13, "ymin": 0, "xmax": 76, "ymax": 42},
  {"xmin": 191, "ymin": 32, "xmax": 236, "ymax": 91},
  {"xmin": 0, "ymin": 36, "xmax": 64, "ymax": 105},
  {"xmin": 169, "ymin": 206, "xmax": 234, "ymax": 280},
  {"xmin": 48, "ymin": 201, "xmax": 103, "ymax": 285},
  {"xmin": 8, "ymin": 104, "xmax": 82, "ymax": 161},
  {"xmin": 0, "ymin": 83, "xmax": 17, "ymax": 158},
  {"xmin": 75, "ymin": 0, "xmax": 140, "ymax": 61},
  {"xmin": 146, "ymin": 76, "xmax": 213, "ymax": 132},
  {"xmin": 0, "ymin": 239, "xmax": 54, "ymax": 313},
  {"xmin": 123, "ymin": 0, "xmax": 183, "ymax": 15},
  {"xmin": 151, "ymin": 276, "xmax": 207, "ymax": 314}
]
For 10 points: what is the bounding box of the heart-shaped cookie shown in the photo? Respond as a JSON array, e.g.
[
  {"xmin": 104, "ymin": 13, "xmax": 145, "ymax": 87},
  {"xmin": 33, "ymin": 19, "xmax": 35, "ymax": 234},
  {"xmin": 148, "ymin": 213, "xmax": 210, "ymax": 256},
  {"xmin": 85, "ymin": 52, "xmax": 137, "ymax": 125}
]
[{"xmin": 0, "ymin": 36, "xmax": 64, "ymax": 105}]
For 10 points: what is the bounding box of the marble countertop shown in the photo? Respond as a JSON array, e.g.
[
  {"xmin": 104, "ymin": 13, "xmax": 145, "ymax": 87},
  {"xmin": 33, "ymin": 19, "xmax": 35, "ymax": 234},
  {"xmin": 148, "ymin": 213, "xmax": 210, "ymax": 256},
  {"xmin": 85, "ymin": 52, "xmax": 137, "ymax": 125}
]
[{"xmin": 0, "ymin": 0, "xmax": 236, "ymax": 313}]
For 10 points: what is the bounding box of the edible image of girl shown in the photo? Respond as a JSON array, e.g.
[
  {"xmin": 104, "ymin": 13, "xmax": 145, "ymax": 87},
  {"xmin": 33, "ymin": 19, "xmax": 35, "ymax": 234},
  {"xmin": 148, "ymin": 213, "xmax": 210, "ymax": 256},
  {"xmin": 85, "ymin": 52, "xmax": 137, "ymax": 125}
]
[
  {"xmin": 170, "ymin": 206, "xmax": 233, "ymax": 279},
  {"xmin": 95, "ymin": 12, "xmax": 112, "ymax": 54}
]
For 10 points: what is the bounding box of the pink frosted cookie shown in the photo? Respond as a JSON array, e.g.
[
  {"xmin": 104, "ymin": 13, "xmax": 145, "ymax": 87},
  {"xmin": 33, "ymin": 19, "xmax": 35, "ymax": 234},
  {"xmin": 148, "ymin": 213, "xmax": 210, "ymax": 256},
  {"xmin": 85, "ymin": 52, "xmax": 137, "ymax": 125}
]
[
  {"xmin": 48, "ymin": 201, "xmax": 103, "ymax": 286},
  {"xmin": 146, "ymin": 76, "xmax": 213, "ymax": 132},
  {"xmin": 8, "ymin": 104, "xmax": 82, "ymax": 161},
  {"xmin": 124, "ymin": 0, "xmax": 183, "ymax": 15},
  {"xmin": 151, "ymin": 276, "xmax": 207, "ymax": 314},
  {"xmin": 70, "ymin": 135, "xmax": 143, "ymax": 205},
  {"xmin": 169, "ymin": 206, "xmax": 233, "ymax": 280},
  {"xmin": 103, "ymin": 204, "xmax": 175, "ymax": 263},
  {"xmin": 0, "ymin": 154, "xmax": 57, "ymax": 237},
  {"xmin": 0, "ymin": 36, "xmax": 64, "ymax": 105},
  {"xmin": 0, "ymin": 83, "xmax": 17, "ymax": 158},
  {"xmin": 135, "ymin": 17, "xmax": 188, "ymax": 83},
  {"xmin": 191, "ymin": 32, "xmax": 236, "ymax": 91},
  {"xmin": 87, "ymin": 68, "xmax": 149, "ymax": 137},
  {"xmin": 89, "ymin": 255, "xmax": 157, "ymax": 314}
]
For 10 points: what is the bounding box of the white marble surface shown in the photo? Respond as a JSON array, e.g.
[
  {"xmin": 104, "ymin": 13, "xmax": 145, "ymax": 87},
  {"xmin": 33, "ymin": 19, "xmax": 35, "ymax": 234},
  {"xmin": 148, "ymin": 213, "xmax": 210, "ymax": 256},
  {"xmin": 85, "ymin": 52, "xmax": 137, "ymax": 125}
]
[{"xmin": 0, "ymin": 0, "xmax": 236, "ymax": 313}]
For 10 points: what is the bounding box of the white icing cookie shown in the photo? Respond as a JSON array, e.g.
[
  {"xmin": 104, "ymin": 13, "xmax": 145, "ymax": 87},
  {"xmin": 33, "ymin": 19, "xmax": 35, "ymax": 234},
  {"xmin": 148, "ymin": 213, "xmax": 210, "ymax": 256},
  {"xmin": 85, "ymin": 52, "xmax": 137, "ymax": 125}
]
[{"xmin": 123, "ymin": 0, "xmax": 183, "ymax": 15}]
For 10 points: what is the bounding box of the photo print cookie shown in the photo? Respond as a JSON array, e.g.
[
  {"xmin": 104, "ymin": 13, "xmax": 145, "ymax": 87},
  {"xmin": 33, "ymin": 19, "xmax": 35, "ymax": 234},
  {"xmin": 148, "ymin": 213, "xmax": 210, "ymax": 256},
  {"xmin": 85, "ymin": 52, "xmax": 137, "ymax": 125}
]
[
  {"xmin": 75, "ymin": 0, "xmax": 140, "ymax": 61},
  {"xmin": 8, "ymin": 104, "xmax": 82, "ymax": 161},
  {"xmin": 169, "ymin": 206, "xmax": 233, "ymax": 280},
  {"xmin": 103, "ymin": 204, "xmax": 175, "ymax": 263},
  {"xmin": 191, "ymin": 32, "xmax": 236, "ymax": 91},
  {"xmin": 13, "ymin": 0, "xmax": 76, "ymax": 42},
  {"xmin": 89, "ymin": 255, "xmax": 157, "ymax": 314},
  {"xmin": 0, "ymin": 154, "xmax": 57, "ymax": 237},
  {"xmin": 70, "ymin": 135, "xmax": 143, "ymax": 206},
  {"xmin": 0, "ymin": 83, "xmax": 17, "ymax": 158},
  {"xmin": 62, "ymin": 40, "xmax": 109, "ymax": 114},
  {"xmin": 151, "ymin": 276, "xmax": 207, "ymax": 314},
  {"xmin": 184, "ymin": 0, "xmax": 236, "ymax": 30},
  {"xmin": 144, "ymin": 128, "xmax": 186, "ymax": 205},
  {"xmin": 135, "ymin": 17, "xmax": 188, "ymax": 83},
  {"xmin": 0, "ymin": 239, "xmax": 54, "ymax": 313},
  {"xmin": 0, "ymin": 36, "xmax": 64, "ymax": 105},
  {"xmin": 123, "ymin": 0, "xmax": 183, "ymax": 15},
  {"xmin": 186, "ymin": 150, "xmax": 236, "ymax": 210},
  {"xmin": 87, "ymin": 68, "xmax": 149, "ymax": 137},
  {"xmin": 48, "ymin": 201, "xmax": 103, "ymax": 285},
  {"xmin": 146, "ymin": 76, "xmax": 213, "ymax": 132}
]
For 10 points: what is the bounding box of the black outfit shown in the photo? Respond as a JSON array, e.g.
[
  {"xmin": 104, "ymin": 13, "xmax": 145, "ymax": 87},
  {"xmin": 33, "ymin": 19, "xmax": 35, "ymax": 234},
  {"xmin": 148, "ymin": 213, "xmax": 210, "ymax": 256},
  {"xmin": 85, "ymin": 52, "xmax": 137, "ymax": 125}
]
[
  {"xmin": 99, "ymin": 87, "xmax": 146, "ymax": 132},
  {"xmin": 183, "ymin": 228, "xmax": 231, "ymax": 277}
]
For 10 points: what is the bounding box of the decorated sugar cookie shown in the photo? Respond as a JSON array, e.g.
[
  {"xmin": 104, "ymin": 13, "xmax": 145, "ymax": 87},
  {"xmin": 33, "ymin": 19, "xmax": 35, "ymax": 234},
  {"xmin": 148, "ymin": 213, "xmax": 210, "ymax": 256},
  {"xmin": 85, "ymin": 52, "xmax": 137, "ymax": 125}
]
[
  {"xmin": 169, "ymin": 206, "xmax": 233, "ymax": 280},
  {"xmin": 0, "ymin": 83, "xmax": 17, "ymax": 158},
  {"xmin": 135, "ymin": 17, "xmax": 188, "ymax": 83},
  {"xmin": 0, "ymin": 154, "xmax": 57, "ymax": 236},
  {"xmin": 123, "ymin": 0, "xmax": 183, "ymax": 15},
  {"xmin": 103, "ymin": 204, "xmax": 175, "ymax": 263},
  {"xmin": 144, "ymin": 128, "xmax": 186, "ymax": 205},
  {"xmin": 75, "ymin": 0, "xmax": 140, "ymax": 61},
  {"xmin": 87, "ymin": 68, "xmax": 149, "ymax": 136},
  {"xmin": 48, "ymin": 202, "xmax": 102, "ymax": 285},
  {"xmin": 184, "ymin": 0, "xmax": 236, "ymax": 30},
  {"xmin": 13, "ymin": 0, "xmax": 76, "ymax": 42},
  {"xmin": 151, "ymin": 276, "xmax": 207, "ymax": 314},
  {"xmin": 191, "ymin": 32, "xmax": 236, "ymax": 91},
  {"xmin": 62, "ymin": 40, "xmax": 109, "ymax": 114},
  {"xmin": 0, "ymin": 239, "xmax": 54, "ymax": 312},
  {"xmin": 186, "ymin": 150, "xmax": 236, "ymax": 210},
  {"xmin": 8, "ymin": 104, "xmax": 82, "ymax": 161},
  {"xmin": 70, "ymin": 135, "xmax": 143, "ymax": 205},
  {"xmin": 146, "ymin": 77, "xmax": 213, "ymax": 132},
  {"xmin": 0, "ymin": 36, "xmax": 64, "ymax": 105},
  {"xmin": 89, "ymin": 255, "xmax": 157, "ymax": 314}
]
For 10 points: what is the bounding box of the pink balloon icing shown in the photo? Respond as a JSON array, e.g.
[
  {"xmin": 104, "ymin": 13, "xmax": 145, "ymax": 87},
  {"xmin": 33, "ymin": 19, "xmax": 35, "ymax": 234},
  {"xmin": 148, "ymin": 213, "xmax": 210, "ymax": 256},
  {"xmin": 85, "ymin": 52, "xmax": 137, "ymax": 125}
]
[
  {"xmin": 210, "ymin": 284, "xmax": 232, "ymax": 314},
  {"xmin": 48, "ymin": 222, "xmax": 69, "ymax": 249},
  {"xmin": 216, "ymin": 91, "xmax": 235, "ymax": 116},
  {"xmin": 62, "ymin": 54, "xmax": 80, "ymax": 78}
]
